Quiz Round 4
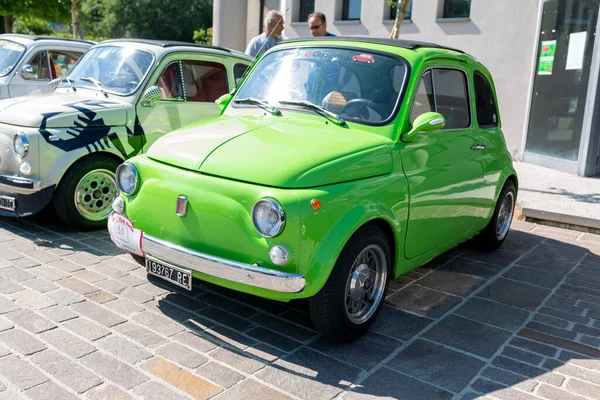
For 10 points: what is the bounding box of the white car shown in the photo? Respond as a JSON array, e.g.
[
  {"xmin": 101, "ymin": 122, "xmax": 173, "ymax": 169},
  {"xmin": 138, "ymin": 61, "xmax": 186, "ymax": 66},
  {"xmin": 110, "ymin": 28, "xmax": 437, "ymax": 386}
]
[
  {"xmin": 0, "ymin": 34, "xmax": 93, "ymax": 99},
  {"xmin": 0, "ymin": 39, "xmax": 252, "ymax": 230}
]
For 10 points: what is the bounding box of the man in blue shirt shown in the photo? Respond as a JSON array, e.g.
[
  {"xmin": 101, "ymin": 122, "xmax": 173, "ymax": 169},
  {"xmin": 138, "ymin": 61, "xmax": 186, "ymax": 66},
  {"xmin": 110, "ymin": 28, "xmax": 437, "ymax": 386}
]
[
  {"xmin": 308, "ymin": 12, "xmax": 336, "ymax": 37},
  {"xmin": 246, "ymin": 10, "xmax": 286, "ymax": 58}
]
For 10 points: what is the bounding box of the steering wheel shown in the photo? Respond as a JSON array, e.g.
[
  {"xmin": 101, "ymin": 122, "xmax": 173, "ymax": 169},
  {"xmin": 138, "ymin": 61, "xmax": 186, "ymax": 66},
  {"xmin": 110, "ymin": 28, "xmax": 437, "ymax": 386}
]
[{"xmin": 340, "ymin": 99, "xmax": 387, "ymax": 121}]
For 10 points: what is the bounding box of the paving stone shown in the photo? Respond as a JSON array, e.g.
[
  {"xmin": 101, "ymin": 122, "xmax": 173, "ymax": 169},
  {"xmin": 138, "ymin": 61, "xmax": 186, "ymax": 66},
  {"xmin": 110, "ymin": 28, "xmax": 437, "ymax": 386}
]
[
  {"xmin": 210, "ymin": 346, "xmax": 267, "ymax": 374},
  {"xmin": 245, "ymin": 327, "xmax": 301, "ymax": 352},
  {"xmin": 70, "ymin": 301, "xmax": 126, "ymax": 327},
  {"xmin": 471, "ymin": 378, "xmax": 505, "ymax": 393},
  {"xmin": 509, "ymin": 337, "xmax": 558, "ymax": 357},
  {"xmin": 581, "ymin": 335, "xmax": 600, "ymax": 347},
  {"xmin": 172, "ymin": 329, "xmax": 223, "ymax": 353},
  {"xmin": 481, "ymin": 366, "xmax": 527, "ymax": 387},
  {"xmin": 84, "ymin": 290, "xmax": 117, "ymax": 304},
  {"xmin": 0, "ymin": 280, "xmax": 24, "ymax": 295},
  {"xmin": 0, "ymin": 296, "xmax": 19, "ymax": 315},
  {"xmin": 4, "ymin": 309, "xmax": 55, "ymax": 334},
  {"xmin": 0, "ymin": 354, "xmax": 48, "ymax": 390},
  {"xmin": 46, "ymin": 288, "xmax": 86, "ymax": 306},
  {"xmin": 21, "ymin": 278, "xmax": 57, "ymax": 294},
  {"xmin": 256, "ymin": 348, "xmax": 361, "ymax": 400},
  {"xmin": 492, "ymin": 356, "xmax": 550, "ymax": 379},
  {"xmin": 96, "ymin": 334, "xmax": 152, "ymax": 364},
  {"xmin": 0, "ymin": 328, "xmax": 46, "ymax": 355},
  {"xmin": 118, "ymin": 274, "xmax": 146, "ymax": 287},
  {"xmin": 416, "ymin": 269, "xmax": 485, "ymax": 297},
  {"xmin": 546, "ymin": 296, "xmax": 584, "ymax": 314},
  {"xmin": 104, "ymin": 298, "xmax": 144, "ymax": 317},
  {"xmin": 503, "ymin": 266, "xmax": 564, "ymax": 289},
  {"xmin": 121, "ymin": 286, "xmax": 154, "ymax": 304},
  {"xmin": 155, "ymin": 342, "xmax": 208, "ymax": 369},
  {"xmin": 536, "ymin": 383, "xmax": 588, "ymax": 400},
  {"xmin": 477, "ymin": 278, "xmax": 551, "ymax": 311},
  {"xmin": 84, "ymin": 384, "xmax": 133, "ymax": 400},
  {"xmin": 424, "ymin": 315, "xmax": 512, "ymax": 358},
  {"xmin": 26, "ymin": 250, "xmax": 60, "ymax": 264},
  {"xmin": 387, "ymin": 339, "xmax": 485, "ymax": 393},
  {"xmin": 40, "ymin": 328, "xmax": 96, "ymax": 359},
  {"xmin": 113, "ymin": 321, "xmax": 168, "ymax": 348},
  {"xmin": 132, "ymin": 311, "xmax": 185, "ymax": 337},
  {"xmin": 573, "ymin": 324, "xmax": 600, "ymax": 337},
  {"xmin": 95, "ymin": 278, "xmax": 128, "ymax": 294},
  {"xmin": 8, "ymin": 289, "xmax": 55, "ymax": 310},
  {"xmin": 370, "ymin": 304, "xmax": 433, "ymax": 340},
  {"xmin": 137, "ymin": 282, "xmax": 171, "ymax": 297},
  {"xmin": 89, "ymin": 263, "xmax": 129, "ymax": 279},
  {"xmin": 344, "ymin": 367, "xmax": 453, "ymax": 400},
  {"xmin": 30, "ymin": 349, "xmax": 102, "ymax": 394},
  {"xmin": 386, "ymin": 285, "xmax": 463, "ymax": 318},
  {"xmin": 555, "ymin": 363, "xmax": 600, "ymax": 385},
  {"xmin": 10, "ymin": 257, "xmax": 39, "ymax": 269},
  {"xmin": 214, "ymin": 379, "xmax": 293, "ymax": 400},
  {"xmin": 196, "ymin": 361, "xmax": 244, "ymax": 388},
  {"xmin": 566, "ymin": 379, "xmax": 600, "ymax": 400},
  {"xmin": 462, "ymin": 249, "xmax": 520, "ymax": 268},
  {"xmin": 486, "ymin": 386, "xmax": 542, "ymax": 400},
  {"xmin": 161, "ymin": 292, "xmax": 206, "ymax": 312},
  {"xmin": 501, "ymin": 346, "xmax": 544, "ymax": 366},
  {"xmin": 142, "ymin": 357, "xmax": 222, "ymax": 398},
  {"xmin": 532, "ymin": 313, "xmax": 570, "ymax": 329},
  {"xmin": 132, "ymin": 381, "xmax": 189, "ymax": 400},
  {"xmin": 539, "ymin": 306, "xmax": 590, "ymax": 325},
  {"xmin": 525, "ymin": 321, "xmax": 577, "ymax": 340},
  {"xmin": 201, "ymin": 294, "xmax": 261, "ymax": 318},
  {"xmin": 63, "ymin": 252, "xmax": 109, "ymax": 267},
  {"xmin": 0, "ymin": 317, "xmax": 13, "ymax": 333},
  {"xmin": 143, "ymin": 298, "xmax": 196, "ymax": 322},
  {"xmin": 48, "ymin": 259, "xmax": 84, "ymax": 273},
  {"xmin": 0, "ymin": 249, "xmax": 23, "ymax": 262},
  {"xmin": 454, "ymin": 297, "xmax": 531, "ymax": 332},
  {"xmin": 197, "ymin": 306, "xmax": 256, "ymax": 332},
  {"xmin": 0, "ymin": 268, "xmax": 34, "ymax": 282},
  {"xmin": 71, "ymin": 270, "xmax": 106, "ymax": 283},
  {"xmin": 26, "ymin": 265, "xmax": 69, "ymax": 282},
  {"xmin": 24, "ymin": 381, "xmax": 79, "ymax": 400},
  {"xmin": 56, "ymin": 278, "xmax": 97, "ymax": 295},
  {"xmin": 62, "ymin": 317, "xmax": 111, "ymax": 341},
  {"xmin": 252, "ymin": 313, "xmax": 317, "ymax": 343},
  {"xmin": 39, "ymin": 306, "xmax": 78, "ymax": 323},
  {"xmin": 518, "ymin": 327, "xmax": 600, "ymax": 358},
  {"xmin": 80, "ymin": 351, "xmax": 149, "ymax": 389}
]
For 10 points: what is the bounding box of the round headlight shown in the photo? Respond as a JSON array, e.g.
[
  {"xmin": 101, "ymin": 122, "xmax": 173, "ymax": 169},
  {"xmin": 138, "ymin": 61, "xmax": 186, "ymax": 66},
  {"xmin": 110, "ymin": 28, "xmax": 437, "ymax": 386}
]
[
  {"xmin": 14, "ymin": 133, "xmax": 29, "ymax": 157},
  {"xmin": 116, "ymin": 163, "xmax": 138, "ymax": 195},
  {"xmin": 252, "ymin": 198, "xmax": 285, "ymax": 237}
]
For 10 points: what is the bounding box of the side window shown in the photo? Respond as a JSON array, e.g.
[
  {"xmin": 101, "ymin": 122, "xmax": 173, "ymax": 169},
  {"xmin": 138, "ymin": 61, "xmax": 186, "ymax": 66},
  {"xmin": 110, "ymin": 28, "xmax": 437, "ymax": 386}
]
[
  {"xmin": 181, "ymin": 60, "xmax": 228, "ymax": 102},
  {"xmin": 432, "ymin": 69, "xmax": 470, "ymax": 129},
  {"xmin": 474, "ymin": 72, "xmax": 498, "ymax": 127},
  {"xmin": 410, "ymin": 70, "xmax": 435, "ymax": 123},
  {"xmin": 156, "ymin": 62, "xmax": 184, "ymax": 100},
  {"xmin": 48, "ymin": 51, "xmax": 83, "ymax": 79},
  {"xmin": 234, "ymin": 63, "xmax": 248, "ymax": 82},
  {"xmin": 24, "ymin": 51, "xmax": 50, "ymax": 80}
]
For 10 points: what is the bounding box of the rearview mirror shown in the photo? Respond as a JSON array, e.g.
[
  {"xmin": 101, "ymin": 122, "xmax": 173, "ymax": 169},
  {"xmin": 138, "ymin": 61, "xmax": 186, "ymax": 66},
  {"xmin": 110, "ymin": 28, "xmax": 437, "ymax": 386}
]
[
  {"xmin": 215, "ymin": 93, "xmax": 232, "ymax": 113},
  {"xmin": 20, "ymin": 64, "xmax": 36, "ymax": 80},
  {"xmin": 401, "ymin": 112, "xmax": 446, "ymax": 143}
]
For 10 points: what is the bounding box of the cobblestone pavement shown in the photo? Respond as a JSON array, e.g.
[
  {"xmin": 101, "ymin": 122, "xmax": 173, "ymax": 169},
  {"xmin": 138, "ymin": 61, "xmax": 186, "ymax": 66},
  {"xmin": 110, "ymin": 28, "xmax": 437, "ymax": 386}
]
[{"xmin": 0, "ymin": 214, "xmax": 598, "ymax": 400}]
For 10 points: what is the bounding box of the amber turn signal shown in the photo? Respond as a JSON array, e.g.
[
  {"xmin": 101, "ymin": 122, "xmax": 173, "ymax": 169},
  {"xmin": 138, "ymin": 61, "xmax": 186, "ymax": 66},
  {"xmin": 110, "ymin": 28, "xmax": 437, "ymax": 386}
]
[{"xmin": 311, "ymin": 199, "xmax": 321, "ymax": 210}]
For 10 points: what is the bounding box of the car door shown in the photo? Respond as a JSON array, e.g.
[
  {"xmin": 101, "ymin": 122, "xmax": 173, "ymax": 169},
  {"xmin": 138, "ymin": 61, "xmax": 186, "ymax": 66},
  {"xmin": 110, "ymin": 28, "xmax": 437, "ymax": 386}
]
[
  {"xmin": 402, "ymin": 64, "xmax": 485, "ymax": 259},
  {"xmin": 136, "ymin": 54, "xmax": 237, "ymax": 152},
  {"xmin": 8, "ymin": 50, "xmax": 51, "ymax": 97},
  {"xmin": 472, "ymin": 70, "xmax": 507, "ymax": 220}
]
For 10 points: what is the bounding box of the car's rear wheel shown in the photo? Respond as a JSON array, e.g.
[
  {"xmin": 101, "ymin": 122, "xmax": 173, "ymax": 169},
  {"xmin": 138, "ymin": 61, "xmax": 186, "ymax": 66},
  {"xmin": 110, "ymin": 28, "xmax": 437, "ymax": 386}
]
[
  {"xmin": 53, "ymin": 156, "xmax": 120, "ymax": 231},
  {"xmin": 309, "ymin": 225, "xmax": 391, "ymax": 343},
  {"xmin": 474, "ymin": 180, "xmax": 516, "ymax": 251}
]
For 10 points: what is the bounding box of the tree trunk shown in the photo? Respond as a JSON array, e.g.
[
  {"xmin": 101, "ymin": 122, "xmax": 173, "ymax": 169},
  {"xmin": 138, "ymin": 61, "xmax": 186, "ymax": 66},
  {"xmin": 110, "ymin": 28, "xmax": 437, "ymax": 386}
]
[
  {"xmin": 3, "ymin": 15, "xmax": 13, "ymax": 33},
  {"xmin": 71, "ymin": 0, "xmax": 84, "ymax": 39},
  {"xmin": 390, "ymin": 0, "xmax": 411, "ymax": 39}
]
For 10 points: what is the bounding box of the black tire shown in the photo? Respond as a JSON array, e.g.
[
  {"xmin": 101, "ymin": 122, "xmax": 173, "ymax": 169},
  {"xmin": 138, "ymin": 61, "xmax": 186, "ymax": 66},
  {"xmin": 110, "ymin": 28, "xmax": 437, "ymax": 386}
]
[
  {"xmin": 308, "ymin": 225, "xmax": 391, "ymax": 343},
  {"xmin": 53, "ymin": 155, "xmax": 121, "ymax": 231},
  {"xmin": 474, "ymin": 180, "xmax": 516, "ymax": 251}
]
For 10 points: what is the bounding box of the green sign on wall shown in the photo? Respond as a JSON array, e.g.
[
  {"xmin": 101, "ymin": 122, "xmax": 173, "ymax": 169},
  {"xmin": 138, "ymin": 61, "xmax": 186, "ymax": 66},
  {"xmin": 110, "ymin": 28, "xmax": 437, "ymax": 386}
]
[{"xmin": 538, "ymin": 40, "xmax": 557, "ymax": 75}]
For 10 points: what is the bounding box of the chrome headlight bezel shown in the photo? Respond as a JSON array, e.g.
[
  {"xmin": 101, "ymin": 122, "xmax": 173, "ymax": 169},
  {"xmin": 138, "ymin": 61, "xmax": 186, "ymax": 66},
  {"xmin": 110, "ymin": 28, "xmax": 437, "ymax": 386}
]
[
  {"xmin": 251, "ymin": 198, "xmax": 285, "ymax": 238},
  {"xmin": 14, "ymin": 132, "xmax": 29, "ymax": 157},
  {"xmin": 116, "ymin": 163, "xmax": 138, "ymax": 195}
]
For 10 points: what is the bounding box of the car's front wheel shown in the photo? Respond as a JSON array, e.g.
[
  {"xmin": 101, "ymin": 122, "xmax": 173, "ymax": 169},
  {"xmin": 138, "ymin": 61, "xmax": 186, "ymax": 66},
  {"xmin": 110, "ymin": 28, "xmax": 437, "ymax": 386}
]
[
  {"xmin": 53, "ymin": 156, "xmax": 121, "ymax": 231},
  {"xmin": 474, "ymin": 180, "xmax": 516, "ymax": 251},
  {"xmin": 309, "ymin": 225, "xmax": 391, "ymax": 343}
]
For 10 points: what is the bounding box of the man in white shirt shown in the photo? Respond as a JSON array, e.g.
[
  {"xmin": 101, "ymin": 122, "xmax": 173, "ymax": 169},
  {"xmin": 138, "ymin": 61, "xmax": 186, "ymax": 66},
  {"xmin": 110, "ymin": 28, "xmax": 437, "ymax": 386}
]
[{"xmin": 245, "ymin": 10, "xmax": 286, "ymax": 58}]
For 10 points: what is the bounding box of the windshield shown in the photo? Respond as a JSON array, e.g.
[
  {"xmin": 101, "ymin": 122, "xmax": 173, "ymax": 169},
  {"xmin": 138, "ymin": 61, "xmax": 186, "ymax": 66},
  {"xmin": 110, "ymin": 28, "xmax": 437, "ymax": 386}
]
[
  {"xmin": 65, "ymin": 46, "xmax": 154, "ymax": 95},
  {"xmin": 0, "ymin": 40, "xmax": 26, "ymax": 77},
  {"xmin": 235, "ymin": 47, "xmax": 408, "ymax": 124}
]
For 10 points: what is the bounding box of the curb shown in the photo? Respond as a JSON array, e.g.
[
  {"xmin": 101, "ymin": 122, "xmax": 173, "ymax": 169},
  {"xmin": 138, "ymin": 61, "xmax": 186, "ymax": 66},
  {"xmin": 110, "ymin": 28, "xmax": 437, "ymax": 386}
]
[{"xmin": 520, "ymin": 207, "xmax": 600, "ymax": 235}]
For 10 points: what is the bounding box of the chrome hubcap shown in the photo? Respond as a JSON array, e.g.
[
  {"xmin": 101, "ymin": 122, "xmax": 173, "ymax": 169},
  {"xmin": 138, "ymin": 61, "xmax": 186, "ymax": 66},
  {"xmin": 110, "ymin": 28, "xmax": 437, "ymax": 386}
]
[
  {"xmin": 496, "ymin": 191, "xmax": 515, "ymax": 240},
  {"xmin": 345, "ymin": 244, "xmax": 387, "ymax": 324},
  {"xmin": 74, "ymin": 169, "xmax": 118, "ymax": 221}
]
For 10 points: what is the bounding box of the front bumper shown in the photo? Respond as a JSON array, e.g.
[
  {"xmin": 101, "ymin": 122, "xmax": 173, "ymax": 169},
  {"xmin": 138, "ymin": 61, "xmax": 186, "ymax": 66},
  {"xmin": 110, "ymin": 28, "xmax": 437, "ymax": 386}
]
[
  {"xmin": 0, "ymin": 183, "xmax": 54, "ymax": 217},
  {"xmin": 142, "ymin": 233, "xmax": 306, "ymax": 294},
  {"xmin": 0, "ymin": 175, "xmax": 41, "ymax": 191}
]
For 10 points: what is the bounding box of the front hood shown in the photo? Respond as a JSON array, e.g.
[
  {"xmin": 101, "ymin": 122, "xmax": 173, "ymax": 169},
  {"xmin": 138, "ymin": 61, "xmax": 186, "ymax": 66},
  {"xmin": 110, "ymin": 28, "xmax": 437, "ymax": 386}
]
[
  {"xmin": 147, "ymin": 116, "xmax": 393, "ymax": 188},
  {"xmin": 0, "ymin": 93, "xmax": 128, "ymax": 128}
]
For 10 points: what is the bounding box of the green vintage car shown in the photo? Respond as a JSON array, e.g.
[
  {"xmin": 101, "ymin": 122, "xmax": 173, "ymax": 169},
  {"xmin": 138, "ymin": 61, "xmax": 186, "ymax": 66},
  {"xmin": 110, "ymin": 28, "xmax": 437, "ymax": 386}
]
[{"xmin": 108, "ymin": 37, "xmax": 518, "ymax": 342}]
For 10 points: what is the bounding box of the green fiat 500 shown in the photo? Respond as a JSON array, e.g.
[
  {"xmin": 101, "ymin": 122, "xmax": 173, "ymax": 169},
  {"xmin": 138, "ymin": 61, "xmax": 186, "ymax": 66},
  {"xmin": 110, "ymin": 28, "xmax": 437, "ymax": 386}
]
[{"xmin": 108, "ymin": 37, "xmax": 517, "ymax": 342}]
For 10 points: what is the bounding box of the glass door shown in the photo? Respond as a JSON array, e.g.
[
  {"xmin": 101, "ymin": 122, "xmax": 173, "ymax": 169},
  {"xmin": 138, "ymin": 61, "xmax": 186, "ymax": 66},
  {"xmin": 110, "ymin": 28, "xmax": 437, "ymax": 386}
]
[{"xmin": 525, "ymin": 0, "xmax": 599, "ymax": 166}]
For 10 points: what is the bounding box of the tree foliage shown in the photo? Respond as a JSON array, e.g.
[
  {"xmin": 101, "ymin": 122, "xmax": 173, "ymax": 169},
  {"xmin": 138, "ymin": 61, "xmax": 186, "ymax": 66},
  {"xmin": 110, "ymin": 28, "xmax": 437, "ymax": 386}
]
[
  {"xmin": 0, "ymin": 0, "xmax": 71, "ymax": 22},
  {"xmin": 14, "ymin": 16, "xmax": 54, "ymax": 35}
]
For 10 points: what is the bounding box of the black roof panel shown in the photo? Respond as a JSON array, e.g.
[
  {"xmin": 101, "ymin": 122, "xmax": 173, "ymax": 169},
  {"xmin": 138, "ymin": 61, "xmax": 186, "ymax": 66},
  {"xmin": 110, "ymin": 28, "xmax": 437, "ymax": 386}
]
[
  {"xmin": 99, "ymin": 38, "xmax": 232, "ymax": 53},
  {"xmin": 280, "ymin": 36, "xmax": 465, "ymax": 54},
  {"xmin": 1, "ymin": 34, "xmax": 95, "ymax": 45}
]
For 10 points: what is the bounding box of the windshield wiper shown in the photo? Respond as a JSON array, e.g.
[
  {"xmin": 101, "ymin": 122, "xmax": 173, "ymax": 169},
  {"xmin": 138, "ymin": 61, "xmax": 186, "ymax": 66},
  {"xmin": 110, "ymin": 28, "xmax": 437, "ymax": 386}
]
[
  {"xmin": 278, "ymin": 100, "xmax": 346, "ymax": 126},
  {"xmin": 234, "ymin": 97, "xmax": 281, "ymax": 116},
  {"xmin": 49, "ymin": 76, "xmax": 76, "ymax": 91},
  {"xmin": 80, "ymin": 77, "xmax": 107, "ymax": 97}
]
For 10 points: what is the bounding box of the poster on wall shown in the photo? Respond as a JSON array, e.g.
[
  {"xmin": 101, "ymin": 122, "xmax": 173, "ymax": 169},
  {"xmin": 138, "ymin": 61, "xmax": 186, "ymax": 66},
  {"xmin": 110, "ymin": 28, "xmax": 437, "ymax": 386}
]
[
  {"xmin": 566, "ymin": 31, "xmax": 587, "ymax": 70},
  {"xmin": 538, "ymin": 40, "xmax": 557, "ymax": 75}
]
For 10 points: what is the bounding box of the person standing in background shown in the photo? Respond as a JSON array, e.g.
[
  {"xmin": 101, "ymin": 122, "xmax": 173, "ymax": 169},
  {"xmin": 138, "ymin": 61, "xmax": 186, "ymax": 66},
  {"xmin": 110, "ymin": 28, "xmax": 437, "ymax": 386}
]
[
  {"xmin": 308, "ymin": 12, "xmax": 336, "ymax": 37},
  {"xmin": 245, "ymin": 10, "xmax": 286, "ymax": 57}
]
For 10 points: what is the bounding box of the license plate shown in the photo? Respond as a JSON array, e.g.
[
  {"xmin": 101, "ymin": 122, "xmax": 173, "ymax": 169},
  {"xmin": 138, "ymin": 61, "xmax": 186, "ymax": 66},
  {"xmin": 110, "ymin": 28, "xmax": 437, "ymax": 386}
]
[
  {"xmin": 0, "ymin": 195, "xmax": 15, "ymax": 212},
  {"xmin": 146, "ymin": 255, "xmax": 192, "ymax": 291}
]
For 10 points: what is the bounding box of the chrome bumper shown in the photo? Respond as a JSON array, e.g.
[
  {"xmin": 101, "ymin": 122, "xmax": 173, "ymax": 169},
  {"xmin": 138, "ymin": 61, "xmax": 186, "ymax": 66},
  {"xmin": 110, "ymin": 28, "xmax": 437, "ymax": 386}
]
[
  {"xmin": 142, "ymin": 234, "xmax": 306, "ymax": 293},
  {"xmin": 0, "ymin": 175, "xmax": 41, "ymax": 191}
]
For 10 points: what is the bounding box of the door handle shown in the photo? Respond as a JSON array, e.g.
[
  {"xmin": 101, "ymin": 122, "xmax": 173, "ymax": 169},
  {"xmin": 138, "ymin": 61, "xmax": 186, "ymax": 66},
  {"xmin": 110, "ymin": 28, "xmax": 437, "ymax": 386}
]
[{"xmin": 471, "ymin": 144, "xmax": 486, "ymax": 151}]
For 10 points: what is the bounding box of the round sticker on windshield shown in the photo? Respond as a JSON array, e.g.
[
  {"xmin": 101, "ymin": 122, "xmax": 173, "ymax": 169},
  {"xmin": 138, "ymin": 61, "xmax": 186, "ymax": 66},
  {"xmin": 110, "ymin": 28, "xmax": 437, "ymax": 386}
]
[{"xmin": 352, "ymin": 54, "xmax": 375, "ymax": 64}]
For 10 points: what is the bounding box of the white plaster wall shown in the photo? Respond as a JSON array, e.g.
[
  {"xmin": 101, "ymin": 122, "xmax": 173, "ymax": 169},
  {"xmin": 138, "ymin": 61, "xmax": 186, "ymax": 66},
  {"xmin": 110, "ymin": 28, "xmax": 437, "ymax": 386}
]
[{"xmin": 215, "ymin": 0, "xmax": 544, "ymax": 157}]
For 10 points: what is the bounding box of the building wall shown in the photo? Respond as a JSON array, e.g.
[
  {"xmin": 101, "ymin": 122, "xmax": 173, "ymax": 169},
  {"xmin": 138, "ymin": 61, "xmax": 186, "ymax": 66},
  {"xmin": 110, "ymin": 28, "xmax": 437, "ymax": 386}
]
[{"xmin": 215, "ymin": 0, "xmax": 544, "ymax": 158}]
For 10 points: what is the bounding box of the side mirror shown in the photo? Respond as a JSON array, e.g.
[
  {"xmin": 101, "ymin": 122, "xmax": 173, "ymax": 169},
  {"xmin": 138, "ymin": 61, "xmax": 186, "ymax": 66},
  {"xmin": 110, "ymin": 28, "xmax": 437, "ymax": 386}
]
[
  {"xmin": 401, "ymin": 112, "xmax": 446, "ymax": 143},
  {"xmin": 140, "ymin": 86, "xmax": 163, "ymax": 107},
  {"xmin": 20, "ymin": 64, "xmax": 36, "ymax": 80},
  {"xmin": 215, "ymin": 93, "xmax": 232, "ymax": 113}
]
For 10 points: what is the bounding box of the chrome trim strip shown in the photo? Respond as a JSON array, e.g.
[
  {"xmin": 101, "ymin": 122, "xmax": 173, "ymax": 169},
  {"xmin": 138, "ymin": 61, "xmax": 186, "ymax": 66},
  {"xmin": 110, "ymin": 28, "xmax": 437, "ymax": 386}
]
[
  {"xmin": 0, "ymin": 175, "xmax": 41, "ymax": 190},
  {"xmin": 142, "ymin": 233, "xmax": 306, "ymax": 293}
]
